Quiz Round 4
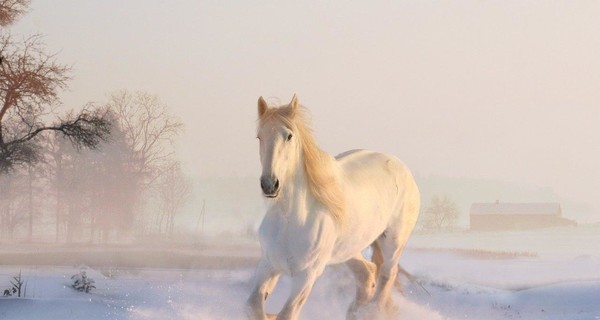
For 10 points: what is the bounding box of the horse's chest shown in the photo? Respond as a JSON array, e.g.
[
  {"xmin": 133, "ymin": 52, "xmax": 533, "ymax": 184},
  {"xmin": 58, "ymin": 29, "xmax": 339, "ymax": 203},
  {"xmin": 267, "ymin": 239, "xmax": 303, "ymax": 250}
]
[{"xmin": 259, "ymin": 212, "xmax": 333, "ymax": 273}]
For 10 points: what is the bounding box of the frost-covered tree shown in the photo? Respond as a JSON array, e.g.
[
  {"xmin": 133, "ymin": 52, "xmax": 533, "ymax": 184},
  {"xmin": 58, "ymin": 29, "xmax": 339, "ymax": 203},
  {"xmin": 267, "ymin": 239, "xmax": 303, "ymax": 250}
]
[
  {"xmin": 420, "ymin": 195, "xmax": 460, "ymax": 232},
  {"xmin": 44, "ymin": 92, "xmax": 183, "ymax": 243},
  {"xmin": 45, "ymin": 111, "xmax": 137, "ymax": 243},
  {"xmin": 86, "ymin": 111, "xmax": 138, "ymax": 241},
  {"xmin": 105, "ymin": 90, "xmax": 183, "ymax": 235},
  {"xmin": 105, "ymin": 90, "xmax": 183, "ymax": 188},
  {"xmin": 156, "ymin": 161, "xmax": 192, "ymax": 236}
]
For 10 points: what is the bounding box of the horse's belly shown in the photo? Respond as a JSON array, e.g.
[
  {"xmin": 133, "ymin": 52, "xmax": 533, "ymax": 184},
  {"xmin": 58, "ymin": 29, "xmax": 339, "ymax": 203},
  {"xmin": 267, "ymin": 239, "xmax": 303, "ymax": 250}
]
[
  {"xmin": 329, "ymin": 221, "xmax": 387, "ymax": 264},
  {"xmin": 331, "ymin": 198, "xmax": 395, "ymax": 264}
]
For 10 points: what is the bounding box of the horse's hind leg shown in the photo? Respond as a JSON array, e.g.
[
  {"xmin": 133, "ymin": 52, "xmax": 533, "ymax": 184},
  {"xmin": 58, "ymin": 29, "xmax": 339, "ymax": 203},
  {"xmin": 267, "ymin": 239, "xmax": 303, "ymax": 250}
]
[
  {"xmin": 370, "ymin": 241, "xmax": 383, "ymax": 278},
  {"xmin": 345, "ymin": 254, "xmax": 377, "ymax": 319},
  {"xmin": 372, "ymin": 225, "xmax": 414, "ymax": 317}
]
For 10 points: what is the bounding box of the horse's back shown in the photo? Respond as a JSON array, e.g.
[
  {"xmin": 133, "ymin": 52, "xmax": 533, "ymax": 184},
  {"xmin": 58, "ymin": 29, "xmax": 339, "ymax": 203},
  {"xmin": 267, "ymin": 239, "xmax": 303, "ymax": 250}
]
[{"xmin": 335, "ymin": 149, "xmax": 416, "ymax": 192}]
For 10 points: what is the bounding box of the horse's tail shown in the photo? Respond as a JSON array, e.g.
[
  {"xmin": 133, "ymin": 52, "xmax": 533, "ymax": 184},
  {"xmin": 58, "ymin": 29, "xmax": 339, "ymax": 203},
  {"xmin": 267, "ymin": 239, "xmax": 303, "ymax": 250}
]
[{"xmin": 395, "ymin": 264, "xmax": 431, "ymax": 296}]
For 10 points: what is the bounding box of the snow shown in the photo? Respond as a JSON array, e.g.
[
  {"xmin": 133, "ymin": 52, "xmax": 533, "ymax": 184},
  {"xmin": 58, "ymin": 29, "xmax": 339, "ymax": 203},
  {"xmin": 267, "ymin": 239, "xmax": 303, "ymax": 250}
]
[{"xmin": 1, "ymin": 227, "xmax": 600, "ymax": 319}]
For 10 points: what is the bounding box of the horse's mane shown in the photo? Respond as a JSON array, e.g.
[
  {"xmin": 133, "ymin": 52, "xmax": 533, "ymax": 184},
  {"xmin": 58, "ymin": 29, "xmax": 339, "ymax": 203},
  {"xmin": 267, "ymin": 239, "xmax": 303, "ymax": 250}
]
[{"xmin": 259, "ymin": 104, "xmax": 345, "ymax": 225}]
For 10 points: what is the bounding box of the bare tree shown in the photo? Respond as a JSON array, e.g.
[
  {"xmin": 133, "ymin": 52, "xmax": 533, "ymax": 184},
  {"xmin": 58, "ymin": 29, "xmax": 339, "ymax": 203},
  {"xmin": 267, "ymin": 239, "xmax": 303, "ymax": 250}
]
[
  {"xmin": 106, "ymin": 90, "xmax": 183, "ymax": 187},
  {"xmin": 421, "ymin": 195, "xmax": 460, "ymax": 232},
  {"xmin": 156, "ymin": 161, "xmax": 192, "ymax": 236},
  {"xmin": 87, "ymin": 111, "xmax": 138, "ymax": 242},
  {"xmin": 0, "ymin": 0, "xmax": 29, "ymax": 26},
  {"xmin": 0, "ymin": 33, "xmax": 110, "ymax": 172},
  {"xmin": 103, "ymin": 91, "xmax": 183, "ymax": 237}
]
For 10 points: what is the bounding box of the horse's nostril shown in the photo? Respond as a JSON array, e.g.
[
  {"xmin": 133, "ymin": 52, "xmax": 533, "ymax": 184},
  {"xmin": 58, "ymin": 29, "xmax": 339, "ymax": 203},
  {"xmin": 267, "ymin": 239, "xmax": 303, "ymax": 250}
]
[{"xmin": 274, "ymin": 179, "xmax": 279, "ymax": 190}]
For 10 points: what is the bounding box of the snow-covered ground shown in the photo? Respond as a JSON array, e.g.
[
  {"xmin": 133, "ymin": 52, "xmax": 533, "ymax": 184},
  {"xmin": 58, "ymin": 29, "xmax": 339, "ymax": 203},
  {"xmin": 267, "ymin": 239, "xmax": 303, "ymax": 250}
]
[{"xmin": 1, "ymin": 226, "xmax": 600, "ymax": 319}]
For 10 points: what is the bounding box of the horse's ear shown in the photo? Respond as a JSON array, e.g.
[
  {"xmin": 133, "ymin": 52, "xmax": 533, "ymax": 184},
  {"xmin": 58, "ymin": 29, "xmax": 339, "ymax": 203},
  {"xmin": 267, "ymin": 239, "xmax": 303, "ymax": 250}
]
[
  {"xmin": 258, "ymin": 96, "xmax": 268, "ymax": 118},
  {"xmin": 290, "ymin": 94, "xmax": 299, "ymax": 114}
]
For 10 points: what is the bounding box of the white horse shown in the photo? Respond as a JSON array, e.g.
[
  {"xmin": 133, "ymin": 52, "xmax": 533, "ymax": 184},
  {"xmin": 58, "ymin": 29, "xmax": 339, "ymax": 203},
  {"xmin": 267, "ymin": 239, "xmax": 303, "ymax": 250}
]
[{"xmin": 246, "ymin": 95, "xmax": 420, "ymax": 320}]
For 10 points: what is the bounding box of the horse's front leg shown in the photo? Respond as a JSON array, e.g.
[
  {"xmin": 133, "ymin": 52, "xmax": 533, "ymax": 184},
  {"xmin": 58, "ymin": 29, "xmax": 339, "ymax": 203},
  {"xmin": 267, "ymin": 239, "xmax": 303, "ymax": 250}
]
[
  {"xmin": 247, "ymin": 257, "xmax": 281, "ymax": 320},
  {"xmin": 345, "ymin": 255, "xmax": 378, "ymax": 319},
  {"xmin": 277, "ymin": 268, "xmax": 321, "ymax": 320}
]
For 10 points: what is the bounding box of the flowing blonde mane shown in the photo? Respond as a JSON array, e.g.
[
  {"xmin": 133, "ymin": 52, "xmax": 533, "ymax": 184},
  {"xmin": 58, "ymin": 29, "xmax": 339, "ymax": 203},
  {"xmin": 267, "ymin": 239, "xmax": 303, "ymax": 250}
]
[{"xmin": 259, "ymin": 104, "xmax": 345, "ymax": 225}]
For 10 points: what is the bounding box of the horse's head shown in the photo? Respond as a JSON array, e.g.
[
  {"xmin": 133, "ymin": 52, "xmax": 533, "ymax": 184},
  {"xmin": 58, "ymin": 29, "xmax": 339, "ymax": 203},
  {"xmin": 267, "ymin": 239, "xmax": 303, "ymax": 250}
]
[{"xmin": 256, "ymin": 95, "xmax": 302, "ymax": 198}]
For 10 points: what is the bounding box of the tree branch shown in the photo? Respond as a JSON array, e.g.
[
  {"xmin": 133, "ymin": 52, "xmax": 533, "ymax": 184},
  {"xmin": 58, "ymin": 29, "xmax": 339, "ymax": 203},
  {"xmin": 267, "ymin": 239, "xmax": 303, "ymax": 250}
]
[{"xmin": 0, "ymin": 108, "xmax": 111, "ymax": 172}]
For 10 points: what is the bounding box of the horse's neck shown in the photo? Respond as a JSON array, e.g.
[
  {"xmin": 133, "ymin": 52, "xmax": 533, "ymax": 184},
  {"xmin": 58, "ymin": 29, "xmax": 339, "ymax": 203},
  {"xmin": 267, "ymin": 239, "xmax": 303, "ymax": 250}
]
[
  {"xmin": 274, "ymin": 150, "xmax": 338, "ymax": 223},
  {"xmin": 275, "ymin": 164, "xmax": 311, "ymax": 219}
]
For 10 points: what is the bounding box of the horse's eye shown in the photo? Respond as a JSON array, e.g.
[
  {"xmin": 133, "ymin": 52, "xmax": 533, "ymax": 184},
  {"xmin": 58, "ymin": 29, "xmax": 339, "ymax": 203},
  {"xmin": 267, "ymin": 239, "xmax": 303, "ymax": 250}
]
[{"xmin": 286, "ymin": 133, "xmax": 293, "ymax": 141}]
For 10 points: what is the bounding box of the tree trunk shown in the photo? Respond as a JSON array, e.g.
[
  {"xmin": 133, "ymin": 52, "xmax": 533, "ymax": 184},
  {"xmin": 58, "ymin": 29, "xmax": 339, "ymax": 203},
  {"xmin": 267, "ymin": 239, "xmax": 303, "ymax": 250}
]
[
  {"xmin": 27, "ymin": 164, "xmax": 34, "ymax": 242},
  {"xmin": 90, "ymin": 211, "xmax": 95, "ymax": 244},
  {"xmin": 66, "ymin": 204, "xmax": 74, "ymax": 243},
  {"xmin": 1, "ymin": 206, "xmax": 7, "ymax": 239},
  {"xmin": 158, "ymin": 213, "xmax": 165, "ymax": 235},
  {"xmin": 168, "ymin": 213, "xmax": 175, "ymax": 238},
  {"xmin": 55, "ymin": 152, "xmax": 62, "ymax": 243}
]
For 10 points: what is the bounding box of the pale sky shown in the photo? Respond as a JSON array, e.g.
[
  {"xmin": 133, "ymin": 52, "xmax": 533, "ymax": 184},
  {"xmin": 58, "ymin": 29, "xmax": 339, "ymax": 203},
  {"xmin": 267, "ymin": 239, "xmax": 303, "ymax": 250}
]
[{"xmin": 7, "ymin": 1, "xmax": 600, "ymax": 214}]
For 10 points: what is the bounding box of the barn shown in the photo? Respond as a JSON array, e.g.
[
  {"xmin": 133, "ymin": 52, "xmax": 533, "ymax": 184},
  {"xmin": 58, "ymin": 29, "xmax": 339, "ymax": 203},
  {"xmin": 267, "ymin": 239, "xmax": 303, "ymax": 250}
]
[{"xmin": 470, "ymin": 202, "xmax": 576, "ymax": 231}]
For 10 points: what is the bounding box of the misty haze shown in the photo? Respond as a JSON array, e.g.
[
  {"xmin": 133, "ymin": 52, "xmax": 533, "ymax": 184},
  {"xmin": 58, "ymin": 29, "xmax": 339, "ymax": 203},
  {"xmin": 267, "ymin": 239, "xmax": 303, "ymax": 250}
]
[{"xmin": 1, "ymin": 1, "xmax": 600, "ymax": 319}]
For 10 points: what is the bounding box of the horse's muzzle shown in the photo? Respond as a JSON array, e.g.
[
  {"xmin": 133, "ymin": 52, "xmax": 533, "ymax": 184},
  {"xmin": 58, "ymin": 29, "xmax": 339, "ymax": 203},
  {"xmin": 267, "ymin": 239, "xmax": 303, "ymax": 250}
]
[{"xmin": 260, "ymin": 176, "xmax": 280, "ymax": 198}]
